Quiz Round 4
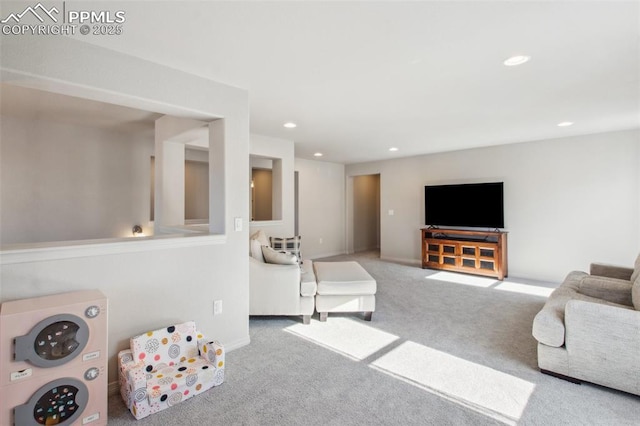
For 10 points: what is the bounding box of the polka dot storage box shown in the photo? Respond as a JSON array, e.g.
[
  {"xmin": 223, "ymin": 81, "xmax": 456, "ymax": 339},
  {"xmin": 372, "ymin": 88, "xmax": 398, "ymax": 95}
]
[{"xmin": 117, "ymin": 321, "xmax": 224, "ymax": 420}]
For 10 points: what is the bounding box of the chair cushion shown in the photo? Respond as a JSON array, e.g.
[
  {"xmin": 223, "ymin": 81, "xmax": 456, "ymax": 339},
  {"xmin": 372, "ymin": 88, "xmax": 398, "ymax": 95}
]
[
  {"xmin": 130, "ymin": 322, "xmax": 200, "ymax": 372},
  {"xmin": 270, "ymin": 236, "xmax": 302, "ymax": 261},
  {"xmin": 146, "ymin": 357, "xmax": 217, "ymax": 405},
  {"xmin": 262, "ymin": 245, "xmax": 298, "ymax": 265}
]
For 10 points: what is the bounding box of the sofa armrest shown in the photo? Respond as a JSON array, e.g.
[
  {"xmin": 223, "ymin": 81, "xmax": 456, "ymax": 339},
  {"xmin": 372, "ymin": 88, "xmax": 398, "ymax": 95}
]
[
  {"xmin": 566, "ymin": 300, "xmax": 639, "ymax": 344},
  {"xmin": 300, "ymin": 260, "xmax": 317, "ymax": 297},
  {"xmin": 590, "ymin": 263, "xmax": 634, "ymax": 280},
  {"xmin": 564, "ymin": 300, "xmax": 640, "ymax": 388},
  {"xmin": 198, "ymin": 339, "xmax": 225, "ymax": 369},
  {"xmin": 250, "ymin": 257, "xmax": 307, "ymax": 315},
  {"xmin": 578, "ymin": 276, "xmax": 633, "ymax": 306},
  {"xmin": 250, "ymin": 257, "xmax": 301, "ymax": 289},
  {"xmin": 118, "ymin": 349, "xmax": 144, "ymax": 383}
]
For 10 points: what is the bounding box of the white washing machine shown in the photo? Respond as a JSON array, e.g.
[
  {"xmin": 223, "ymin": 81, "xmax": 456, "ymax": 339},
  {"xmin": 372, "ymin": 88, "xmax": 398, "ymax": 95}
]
[{"xmin": 0, "ymin": 290, "xmax": 108, "ymax": 425}]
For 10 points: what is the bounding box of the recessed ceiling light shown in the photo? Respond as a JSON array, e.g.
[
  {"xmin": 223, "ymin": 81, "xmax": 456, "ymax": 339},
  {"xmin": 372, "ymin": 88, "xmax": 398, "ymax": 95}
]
[
  {"xmin": 314, "ymin": 152, "xmax": 323, "ymax": 157},
  {"xmin": 389, "ymin": 147, "xmax": 399, "ymax": 152},
  {"xmin": 557, "ymin": 121, "xmax": 574, "ymax": 127},
  {"xmin": 283, "ymin": 122, "xmax": 297, "ymax": 128},
  {"xmin": 503, "ymin": 55, "xmax": 531, "ymax": 66}
]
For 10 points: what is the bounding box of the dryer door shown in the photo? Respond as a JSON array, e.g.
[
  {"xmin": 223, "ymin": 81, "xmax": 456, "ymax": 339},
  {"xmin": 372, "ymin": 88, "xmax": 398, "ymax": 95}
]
[
  {"xmin": 14, "ymin": 314, "xmax": 89, "ymax": 368},
  {"xmin": 13, "ymin": 377, "xmax": 88, "ymax": 425}
]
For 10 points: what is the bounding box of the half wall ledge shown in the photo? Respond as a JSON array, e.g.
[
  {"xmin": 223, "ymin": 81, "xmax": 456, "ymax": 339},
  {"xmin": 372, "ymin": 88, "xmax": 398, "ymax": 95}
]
[{"xmin": 0, "ymin": 233, "xmax": 227, "ymax": 265}]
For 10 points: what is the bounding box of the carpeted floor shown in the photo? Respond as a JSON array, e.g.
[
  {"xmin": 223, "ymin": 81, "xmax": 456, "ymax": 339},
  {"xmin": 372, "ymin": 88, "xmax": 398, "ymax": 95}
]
[{"xmin": 107, "ymin": 251, "xmax": 640, "ymax": 425}]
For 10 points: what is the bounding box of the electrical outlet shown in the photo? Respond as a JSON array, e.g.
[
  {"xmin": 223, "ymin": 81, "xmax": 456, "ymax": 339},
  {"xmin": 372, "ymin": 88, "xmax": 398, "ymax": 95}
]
[
  {"xmin": 234, "ymin": 217, "xmax": 242, "ymax": 232},
  {"xmin": 213, "ymin": 300, "xmax": 223, "ymax": 315}
]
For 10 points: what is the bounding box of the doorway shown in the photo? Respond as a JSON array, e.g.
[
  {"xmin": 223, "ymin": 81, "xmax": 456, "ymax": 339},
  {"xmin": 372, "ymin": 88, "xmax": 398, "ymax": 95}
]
[{"xmin": 352, "ymin": 174, "xmax": 381, "ymax": 255}]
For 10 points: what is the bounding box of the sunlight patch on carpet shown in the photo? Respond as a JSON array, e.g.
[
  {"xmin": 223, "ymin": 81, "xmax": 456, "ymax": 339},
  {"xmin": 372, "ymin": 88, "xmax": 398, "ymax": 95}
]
[
  {"xmin": 370, "ymin": 341, "xmax": 534, "ymax": 424},
  {"xmin": 285, "ymin": 318, "xmax": 399, "ymax": 361},
  {"xmin": 427, "ymin": 271, "xmax": 498, "ymax": 288},
  {"xmin": 494, "ymin": 281, "xmax": 553, "ymax": 297}
]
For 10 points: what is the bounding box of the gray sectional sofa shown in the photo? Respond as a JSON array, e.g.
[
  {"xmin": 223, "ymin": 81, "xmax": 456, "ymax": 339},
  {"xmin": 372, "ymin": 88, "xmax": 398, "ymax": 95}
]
[{"xmin": 532, "ymin": 253, "xmax": 640, "ymax": 395}]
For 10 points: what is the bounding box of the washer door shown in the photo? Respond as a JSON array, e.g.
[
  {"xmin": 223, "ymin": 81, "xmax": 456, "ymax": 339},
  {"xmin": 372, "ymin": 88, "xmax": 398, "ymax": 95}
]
[
  {"xmin": 14, "ymin": 314, "xmax": 89, "ymax": 368},
  {"xmin": 14, "ymin": 377, "xmax": 88, "ymax": 425}
]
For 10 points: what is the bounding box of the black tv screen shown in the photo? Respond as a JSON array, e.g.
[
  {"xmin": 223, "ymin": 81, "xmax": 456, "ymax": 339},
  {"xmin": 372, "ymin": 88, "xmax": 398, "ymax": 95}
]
[{"xmin": 425, "ymin": 182, "xmax": 504, "ymax": 228}]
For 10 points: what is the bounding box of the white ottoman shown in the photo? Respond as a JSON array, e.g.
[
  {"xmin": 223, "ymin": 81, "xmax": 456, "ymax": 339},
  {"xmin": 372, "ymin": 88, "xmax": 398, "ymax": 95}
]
[{"xmin": 314, "ymin": 261, "xmax": 377, "ymax": 321}]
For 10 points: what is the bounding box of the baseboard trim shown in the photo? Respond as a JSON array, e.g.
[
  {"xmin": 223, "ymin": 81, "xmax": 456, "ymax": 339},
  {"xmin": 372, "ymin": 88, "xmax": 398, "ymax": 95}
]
[
  {"xmin": 380, "ymin": 256, "xmax": 421, "ymax": 266},
  {"xmin": 310, "ymin": 250, "xmax": 347, "ymax": 260},
  {"xmin": 108, "ymin": 381, "xmax": 120, "ymax": 397},
  {"xmin": 223, "ymin": 335, "xmax": 251, "ymax": 351},
  {"xmin": 108, "ymin": 334, "xmax": 251, "ymax": 397}
]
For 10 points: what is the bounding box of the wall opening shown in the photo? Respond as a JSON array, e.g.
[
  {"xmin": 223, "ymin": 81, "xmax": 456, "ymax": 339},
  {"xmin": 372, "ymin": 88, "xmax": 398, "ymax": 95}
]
[{"xmin": 353, "ymin": 174, "xmax": 381, "ymax": 254}]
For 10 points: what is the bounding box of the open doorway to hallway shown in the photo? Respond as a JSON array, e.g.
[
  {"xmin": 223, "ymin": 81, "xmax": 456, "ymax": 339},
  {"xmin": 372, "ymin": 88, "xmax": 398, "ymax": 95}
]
[{"xmin": 353, "ymin": 174, "xmax": 380, "ymax": 256}]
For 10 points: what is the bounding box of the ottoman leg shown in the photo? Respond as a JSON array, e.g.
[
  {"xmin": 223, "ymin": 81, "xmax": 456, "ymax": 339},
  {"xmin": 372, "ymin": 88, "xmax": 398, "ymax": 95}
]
[
  {"xmin": 364, "ymin": 311, "xmax": 373, "ymax": 321},
  {"xmin": 319, "ymin": 312, "xmax": 328, "ymax": 322}
]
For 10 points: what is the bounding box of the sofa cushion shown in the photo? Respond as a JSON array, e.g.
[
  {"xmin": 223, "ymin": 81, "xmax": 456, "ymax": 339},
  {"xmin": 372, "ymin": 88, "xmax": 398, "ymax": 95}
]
[
  {"xmin": 577, "ymin": 276, "xmax": 633, "ymax": 306},
  {"xmin": 630, "ymin": 253, "xmax": 640, "ymax": 284},
  {"xmin": 262, "ymin": 245, "xmax": 298, "ymax": 265},
  {"xmin": 250, "ymin": 238, "xmax": 264, "ymax": 262},
  {"xmin": 146, "ymin": 357, "xmax": 216, "ymax": 405},
  {"xmin": 250, "ymin": 230, "xmax": 270, "ymax": 261},
  {"xmin": 251, "ymin": 230, "xmax": 270, "ymax": 246},
  {"xmin": 130, "ymin": 322, "xmax": 200, "ymax": 373},
  {"xmin": 632, "ymin": 273, "xmax": 640, "ymax": 310},
  {"xmin": 270, "ymin": 236, "xmax": 302, "ymax": 262}
]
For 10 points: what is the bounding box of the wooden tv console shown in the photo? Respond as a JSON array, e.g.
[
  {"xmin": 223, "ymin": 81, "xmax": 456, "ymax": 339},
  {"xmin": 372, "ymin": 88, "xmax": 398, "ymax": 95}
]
[{"xmin": 421, "ymin": 228, "xmax": 508, "ymax": 280}]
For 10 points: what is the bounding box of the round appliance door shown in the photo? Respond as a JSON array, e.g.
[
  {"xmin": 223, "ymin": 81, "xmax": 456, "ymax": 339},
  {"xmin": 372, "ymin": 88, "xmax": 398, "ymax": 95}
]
[
  {"xmin": 14, "ymin": 377, "xmax": 88, "ymax": 425},
  {"xmin": 14, "ymin": 314, "xmax": 90, "ymax": 368}
]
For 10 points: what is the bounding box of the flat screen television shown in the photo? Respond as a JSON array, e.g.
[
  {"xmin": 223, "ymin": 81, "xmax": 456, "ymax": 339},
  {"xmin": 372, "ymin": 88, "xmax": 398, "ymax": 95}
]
[{"xmin": 425, "ymin": 182, "xmax": 504, "ymax": 229}]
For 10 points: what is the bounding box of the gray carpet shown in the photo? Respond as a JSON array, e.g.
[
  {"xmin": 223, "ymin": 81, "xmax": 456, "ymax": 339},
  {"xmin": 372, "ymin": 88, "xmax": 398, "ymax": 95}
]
[{"xmin": 107, "ymin": 252, "xmax": 639, "ymax": 425}]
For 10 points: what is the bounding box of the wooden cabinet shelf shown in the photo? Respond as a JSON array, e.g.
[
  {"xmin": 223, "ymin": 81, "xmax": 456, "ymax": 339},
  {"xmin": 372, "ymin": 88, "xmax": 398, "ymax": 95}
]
[{"xmin": 421, "ymin": 228, "xmax": 508, "ymax": 280}]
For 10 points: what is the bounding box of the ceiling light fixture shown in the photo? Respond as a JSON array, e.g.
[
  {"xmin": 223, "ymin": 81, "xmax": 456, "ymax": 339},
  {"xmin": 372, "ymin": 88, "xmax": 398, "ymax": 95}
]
[
  {"xmin": 389, "ymin": 147, "xmax": 399, "ymax": 152},
  {"xmin": 283, "ymin": 122, "xmax": 297, "ymax": 128},
  {"xmin": 503, "ymin": 55, "xmax": 531, "ymax": 66},
  {"xmin": 557, "ymin": 121, "xmax": 574, "ymax": 127},
  {"xmin": 313, "ymin": 152, "xmax": 323, "ymax": 157}
]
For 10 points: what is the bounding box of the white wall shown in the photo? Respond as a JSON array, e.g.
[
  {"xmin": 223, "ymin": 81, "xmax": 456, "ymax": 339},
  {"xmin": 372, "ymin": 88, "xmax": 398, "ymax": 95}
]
[
  {"xmin": 346, "ymin": 129, "xmax": 640, "ymax": 282},
  {"xmin": 0, "ymin": 35, "xmax": 250, "ymax": 386},
  {"xmin": 1, "ymin": 115, "xmax": 154, "ymax": 244},
  {"xmin": 296, "ymin": 158, "xmax": 346, "ymax": 259}
]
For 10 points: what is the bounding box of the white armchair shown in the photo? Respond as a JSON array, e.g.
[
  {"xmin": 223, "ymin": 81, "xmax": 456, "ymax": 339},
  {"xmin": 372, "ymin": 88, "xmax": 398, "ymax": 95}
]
[{"xmin": 249, "ymin": 257, "xmax": 316, "ymax": 324}]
